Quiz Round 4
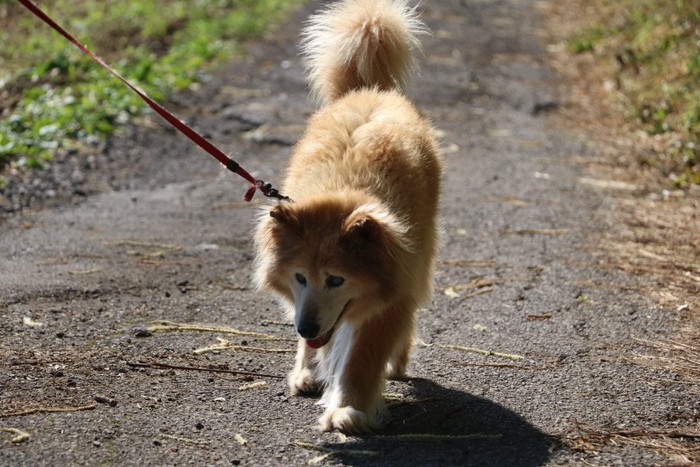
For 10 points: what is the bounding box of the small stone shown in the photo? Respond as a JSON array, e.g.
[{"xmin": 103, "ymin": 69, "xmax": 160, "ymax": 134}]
[
  {"xmin": 195, "ymin": 422, "xmax": 204, "ymax": 430},
  {"xmin": 95, "ymin": 396, "xmax": 118, "ymax": 407},
  {"xmin": 134, "ymin": 329, "xmax": 152, "ymax": 338}
]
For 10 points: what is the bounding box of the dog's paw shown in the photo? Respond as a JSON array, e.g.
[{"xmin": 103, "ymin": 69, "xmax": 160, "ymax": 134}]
[
  {"xmin": 317, "ymin": 406, "xmax": 375, "ymax": 434},
  {"xmin": 288, "ymin": 368, "xmax": 321, "ymax": 396},
  {"xmin": 386, "ymin": 361, "xmax": 408, "ymax": 380}
]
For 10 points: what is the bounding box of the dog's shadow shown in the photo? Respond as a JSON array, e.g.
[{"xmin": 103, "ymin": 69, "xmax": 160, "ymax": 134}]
[{"xmin": 328, "ymin": 378, "xmax": 555, "ymax": 466}]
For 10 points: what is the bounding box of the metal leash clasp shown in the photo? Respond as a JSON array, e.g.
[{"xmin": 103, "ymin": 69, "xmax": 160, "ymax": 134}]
[{"xmin": 244, "ymin": 180, "xmax": 292, "ymax": 203}]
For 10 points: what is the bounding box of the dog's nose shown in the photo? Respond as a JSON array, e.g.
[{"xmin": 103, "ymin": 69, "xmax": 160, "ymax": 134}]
[{"xmin": 296, "ymin": 321, "xmax": 320, "ymax": 339}]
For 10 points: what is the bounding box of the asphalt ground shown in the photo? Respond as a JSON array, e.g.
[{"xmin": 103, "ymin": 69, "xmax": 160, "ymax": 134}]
[{"xmin": 1, "ymin": 0, "xmax": 696, "ymax": 465}]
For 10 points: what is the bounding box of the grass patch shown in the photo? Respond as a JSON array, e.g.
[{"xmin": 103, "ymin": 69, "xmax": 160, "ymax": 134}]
[
  {"xmin": 0, "ymin": 0, "xmax": 301, "ymax": 170},
  {"xmin": 567, "ymin": 0, "xmax": 700, "ymax": 186}
]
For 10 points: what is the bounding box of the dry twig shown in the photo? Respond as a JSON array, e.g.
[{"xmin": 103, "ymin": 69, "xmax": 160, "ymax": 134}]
[
  {"xmin": 194, "ymin": 338, "xmax": 294, "ymax": 355},
  {"xmin": 439, "ymin": 344, "xmax": 524, "ymax": 361},
  {"xmin": 148, "ymin": 320, "xmax": 293, "ymax": 342},
  {"xmin": 104, "ymin": 240, "xmax": 181, "ymax": 251},
  {"xmin": 440, "ymin": 258, "xmax": 498, "ymax": 268},
  {"xmin": 525, "ymin": 312, "xmax": 553, "ymax": 320},
  {"xmin": 629, "ymin": 337, "xmax": 700, "ymax": 383},
  {"xmin": 375, "ymin": 433, "xmax": 502, "ymax": 442},
  {"xmin": 68, "ymin": 268, "xmax": 102, "ymax": 276},
  {"xmin": 0, "ymin": 427, "xmax": 31, "ymax": 443},
  {"xmin": 294, "ymin": 439, "xmax": 376, "ymax": 464},
  {"xmin": 443, "ymin": 275, "xmax": 505, "ymax": 298},
  {"xmin": 570, "ymin": 423, "xmax": 700, "ymax": 462},
  {"xmin": 0, "ymin": 403, "xmax": 97, "ymax": 419},
  {"xmin": 462, "ymin": 287, "xmax": 495, "ymax": 299},
  {"xmin": 451, "ymin": 360, "xmax": 555, "ymax": 370},
  {"xmin": 507, "ymin": 228, "xmax": 570, "ymax": 236},
  {"xmin": 126, "ymin": 361, "xmax": 284, "ymax": 379},
  {"xmin": 237, "ymin": 381, "xmax": 267, "ymax": 391}
]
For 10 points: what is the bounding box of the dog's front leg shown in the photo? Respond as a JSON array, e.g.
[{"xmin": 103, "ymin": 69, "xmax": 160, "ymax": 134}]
[
  {"xmin": 318, "ymin": 308, "xmax": 409, "ymax": 433},
  {"xmin": 317, "ymin": 327, "xmax": 387, "ymax": 433},
  {"xmin": 289, "ymin": 338, "xmax": 322, "ymax": 395}
]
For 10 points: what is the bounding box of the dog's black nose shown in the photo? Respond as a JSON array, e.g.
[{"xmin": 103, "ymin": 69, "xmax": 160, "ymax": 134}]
[{"xmin": 296, "ymin": 321, "xmax": 320, "ymax": 339}]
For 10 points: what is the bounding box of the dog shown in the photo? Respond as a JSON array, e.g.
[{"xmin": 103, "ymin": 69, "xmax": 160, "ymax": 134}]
[{"xmin": 254, "ymin": 0, "xmax": 442, "ymax": 433}]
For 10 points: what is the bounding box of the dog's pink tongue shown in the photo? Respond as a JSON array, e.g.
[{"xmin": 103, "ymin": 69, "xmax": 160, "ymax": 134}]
[
  {"xmin": 306, "ymin": 337, "xmax": 326, "ymax": 349},
  {"xmin": 305, "ymin": 328, "xmax": 333, "ymax": 349}
]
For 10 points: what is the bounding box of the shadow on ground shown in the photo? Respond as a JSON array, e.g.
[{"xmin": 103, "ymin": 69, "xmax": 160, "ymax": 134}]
[{"xmin": 327, "ymin": 378, "xmax": 555, "ymax": 466}]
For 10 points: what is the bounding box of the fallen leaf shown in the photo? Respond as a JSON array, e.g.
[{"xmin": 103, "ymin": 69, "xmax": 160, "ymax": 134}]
[
  {"xmin": 444, "ymin": 287, "xmax": 460, "ymax": 298},
  {"xmin": 22, "ymin": 317, "xmax": 44, "ymax": 327},
  {"xmin": 234, "ymin": 433, "xmax": 248, "ymax": 446}
]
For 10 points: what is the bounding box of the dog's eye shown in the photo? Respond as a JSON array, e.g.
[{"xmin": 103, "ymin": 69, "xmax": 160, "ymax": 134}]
[
  {"xmin": 326, "ymin": 275, "xmax": 345, "ymax": 288},
  {"xmin": 295, "ymin": 273, "xmax": 307, "ymax": 286}
]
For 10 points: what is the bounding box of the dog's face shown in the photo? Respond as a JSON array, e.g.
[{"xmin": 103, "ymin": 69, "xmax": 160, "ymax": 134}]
[
  {"xmin": 255, "ymin": 194, "xmax": 409, "ymax": 348},
  {"xmin": 289, "ymin": 267, "xmax": 358, "ymax": 349}
]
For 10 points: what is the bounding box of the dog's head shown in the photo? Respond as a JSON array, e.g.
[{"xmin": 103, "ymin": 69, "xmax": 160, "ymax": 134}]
[{"xmin": 254, "ymin": 192, "xmax": 410, "ymax": 349}]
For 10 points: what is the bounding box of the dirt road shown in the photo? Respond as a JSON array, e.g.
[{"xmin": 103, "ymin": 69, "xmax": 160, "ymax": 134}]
[{"xmin": 2, "ymin": 0, "xmax": 696, "ymax": 465}]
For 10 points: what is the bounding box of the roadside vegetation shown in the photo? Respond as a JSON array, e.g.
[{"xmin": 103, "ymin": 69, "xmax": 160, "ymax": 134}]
[
  {"xmin": 565, "ymin": 0, "xmax": 699, "ymax": 187},
  {"xmin": 0, "ymin": 0, "xmax": 300, "ymax": 177},
  {"xmin": 546, "ymin": 3, "xmax": 699, "ymax": 462}
]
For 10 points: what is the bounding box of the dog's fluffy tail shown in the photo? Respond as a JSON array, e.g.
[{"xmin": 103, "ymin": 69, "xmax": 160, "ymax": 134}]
[{"xmin": 301, "ymin": 0, "xmax": 427, "ymax": 104}]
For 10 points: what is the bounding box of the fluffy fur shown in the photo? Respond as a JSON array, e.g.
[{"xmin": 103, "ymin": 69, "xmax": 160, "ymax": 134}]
[{"xmin": 254, "ymin": 0, "xmax": 441, "ymax": 433}]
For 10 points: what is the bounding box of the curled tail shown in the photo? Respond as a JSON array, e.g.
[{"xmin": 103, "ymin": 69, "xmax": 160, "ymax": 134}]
[{"xmin": 301, "ymin": 0, "xmax": 427, "ymax": 104}]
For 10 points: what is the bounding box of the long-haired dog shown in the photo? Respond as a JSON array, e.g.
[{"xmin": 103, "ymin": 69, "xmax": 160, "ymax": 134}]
[{"xmin": 254, "ymin": 0, "xmax": 441, "ymax": 433}]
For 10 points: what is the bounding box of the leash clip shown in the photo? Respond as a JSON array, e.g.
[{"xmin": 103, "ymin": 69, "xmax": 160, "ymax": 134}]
[{"xmin": 244, "ymin": 180, "xmax": 292, "ymax": 203}]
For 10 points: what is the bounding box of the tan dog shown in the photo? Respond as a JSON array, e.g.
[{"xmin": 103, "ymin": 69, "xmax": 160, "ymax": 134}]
[{"xmin": 254, "ymin": 0, "xmax": 441, "ymax": 433}]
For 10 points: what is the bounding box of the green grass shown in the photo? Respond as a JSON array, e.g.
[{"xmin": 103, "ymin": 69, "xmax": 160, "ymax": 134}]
[
  {"xmin": 569, "ymin": 0, "xmax": 700, "ymax": 186},
  {"xmin": 0, "ymin": 0, "xmax": 301, "ymax": 170}
]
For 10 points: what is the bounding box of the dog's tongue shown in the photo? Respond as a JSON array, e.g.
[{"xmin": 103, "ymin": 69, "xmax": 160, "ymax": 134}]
[
  {"xmin": 306, "ymin": 337, "xmax": 326, "ymax": 349},
  {"xmin": 305, "ymin": 329, "xmax": 332, "ymax": 349}
]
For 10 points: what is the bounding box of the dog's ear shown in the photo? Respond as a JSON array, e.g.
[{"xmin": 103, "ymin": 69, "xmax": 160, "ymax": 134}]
[
  {"xmin": 269, "ymin": 203, "xmax": 302, "ymax": 235},
  {"xmin": 343, "ymin": 215, "xmax": 380, "ymax": 245},
  {"xmin": 342, "ymin": 207, "xmax": 410, "ymax": 255},
  {"xmin": 269, "ymin": 203, "xmax": 293, "ymax": 223}
]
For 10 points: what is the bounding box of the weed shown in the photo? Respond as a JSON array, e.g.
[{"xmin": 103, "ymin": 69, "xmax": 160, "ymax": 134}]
[
  {"xmin": 0, "ymin": 0, "xmax": 301, "ymax": 169},
  {"xmin": 567, "ymin": 0, "xmax": 700, "ymax": 186}
]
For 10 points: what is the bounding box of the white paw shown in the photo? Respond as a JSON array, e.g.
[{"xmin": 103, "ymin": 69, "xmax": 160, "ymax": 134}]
[
  {"xmin": 317, "ymin": 406, "xmax": 376, "ymax": 434},
  {"xmin": 386, "ymin": 361, "xmax": 408, "ymax": 380},
  {"xmin": 288, "ymin": 367, "xmax": 321, "ymax": 395}
]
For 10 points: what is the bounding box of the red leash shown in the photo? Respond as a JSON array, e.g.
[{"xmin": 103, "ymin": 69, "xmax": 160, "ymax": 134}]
[{"xmin": 18, "ymin": 0, "xmax": 290, "ymax": 203}]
